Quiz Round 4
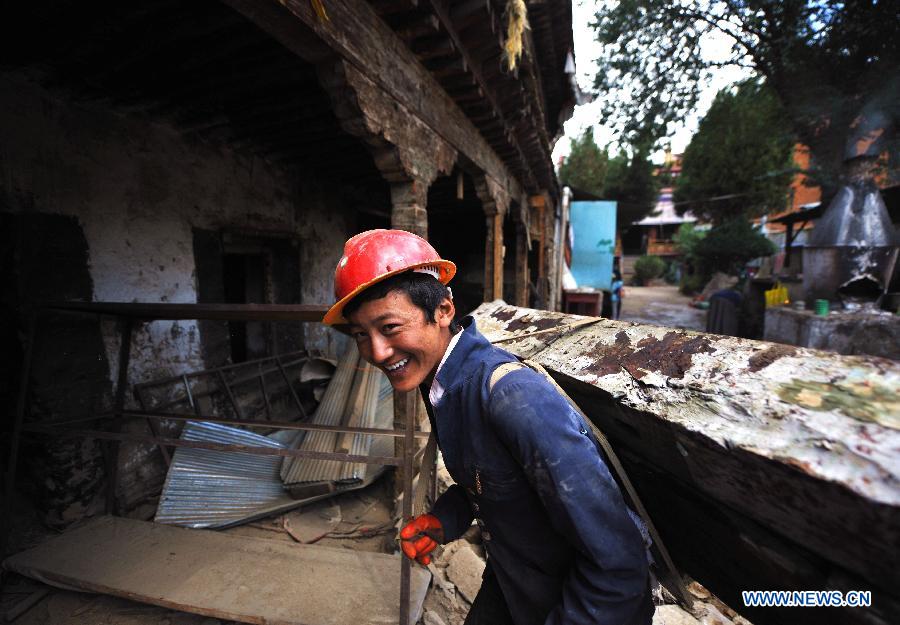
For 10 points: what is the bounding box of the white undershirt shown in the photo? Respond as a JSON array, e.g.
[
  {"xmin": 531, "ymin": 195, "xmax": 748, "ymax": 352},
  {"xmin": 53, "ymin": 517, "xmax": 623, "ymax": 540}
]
[{"xmin": 428, "ymin": 329, "xmax": 463, "ymax": 405}]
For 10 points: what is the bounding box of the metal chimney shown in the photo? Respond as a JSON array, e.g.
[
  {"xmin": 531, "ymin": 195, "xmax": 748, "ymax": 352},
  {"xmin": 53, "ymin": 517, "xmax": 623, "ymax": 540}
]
[{"xmin": 803, "ymin": 156, "xmax": 899, "ymax": 308}]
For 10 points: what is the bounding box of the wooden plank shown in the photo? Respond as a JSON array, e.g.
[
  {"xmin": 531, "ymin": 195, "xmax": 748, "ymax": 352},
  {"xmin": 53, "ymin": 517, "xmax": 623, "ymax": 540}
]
[
  {"xmin": 472, "ymin": 302, "xmax": 900, "ymax": 625},
  {"xmin": 3, "ymin": 516, "xmax": 431, "ymax": 625},
  {"xmin": 223, "ymin": 0, "xmax": 525, "ymax": 199}
]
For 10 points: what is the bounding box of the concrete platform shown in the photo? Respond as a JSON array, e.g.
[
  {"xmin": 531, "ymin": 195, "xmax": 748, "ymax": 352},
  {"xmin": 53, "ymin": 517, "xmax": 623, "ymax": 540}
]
[{"xmin": 764, "ymin": 306, "xmax": 900, "ymax": 359}]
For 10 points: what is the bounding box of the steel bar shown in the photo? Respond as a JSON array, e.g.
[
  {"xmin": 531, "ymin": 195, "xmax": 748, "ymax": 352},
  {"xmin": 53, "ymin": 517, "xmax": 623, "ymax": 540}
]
[
  {"xmin": 41, "ymin": 409, "xmax": 431, "ymax": 439},
  {"xmin": 183, "ymin": 374, "xmax": 203, "ymax": 417},
  {"xmin": 136, "ymin": 357, "xmax": 306, "ymax": 414},
  {"xmin": 3, "ymin": 311, "xmax": 37, "ymax": 558},
  {"xmin": 22, "ymin": 424, "xmax": 402, "ymax": 466},
  {"xmin": 217, "ymin": 370, "xmax": 245, "ymax": 420},
  {"xmin": 133, "ymin": 352, "xmax": 306, "ymax": 389},
  {"xmin": 275, "ymin": 355, "xmax": 307, "ymax": 419},
  {"xmin": 106, "ymin": 317, "xmax": 134, "ymax": 515},
  {"xmin": 258, "ymin": 364, "xmax": 272, "ymax": 420},
  {"xmin": 42, "ymin": 302, "xmax": 328, "ymax": 322},
  {"xmin": 399, "ymin": 391, "xmax": 417, "ymax": 625}
]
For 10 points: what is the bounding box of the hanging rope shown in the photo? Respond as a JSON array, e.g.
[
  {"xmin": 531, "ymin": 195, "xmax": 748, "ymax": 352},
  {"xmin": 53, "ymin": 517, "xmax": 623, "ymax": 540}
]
[{"xmin": 503, "ymin": 0, "xmax": 529, "ymax": 71}]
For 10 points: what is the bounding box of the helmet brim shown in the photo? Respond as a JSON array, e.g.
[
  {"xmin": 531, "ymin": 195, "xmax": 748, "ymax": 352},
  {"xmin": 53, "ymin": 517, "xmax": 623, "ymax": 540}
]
[{"xmin": 323, "ymin": 259, "xmax": 456, "ymax": 326}]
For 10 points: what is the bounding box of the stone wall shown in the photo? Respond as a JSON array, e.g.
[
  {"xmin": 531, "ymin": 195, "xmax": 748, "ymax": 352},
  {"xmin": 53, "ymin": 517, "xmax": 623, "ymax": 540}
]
[{"xmin": 1, "ymin": 72, "xmax": 358, "ymax": 518}]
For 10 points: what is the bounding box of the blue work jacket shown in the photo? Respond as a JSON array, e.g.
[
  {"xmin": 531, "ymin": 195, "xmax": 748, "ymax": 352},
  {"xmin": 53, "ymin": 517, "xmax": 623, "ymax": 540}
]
[{"xmin": 426, "ymin": 318, "xmax": 653, "ymax": 625}]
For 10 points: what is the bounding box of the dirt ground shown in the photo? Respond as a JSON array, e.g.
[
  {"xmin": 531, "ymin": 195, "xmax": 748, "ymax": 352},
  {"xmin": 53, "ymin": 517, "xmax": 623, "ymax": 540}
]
[
  {"xmin": 620, "ymin": 285, "xmax": 706, "ymax": 332},
  {"xmin": 3, "ymin": 466, "xmax": 753, "ymax": 625}
]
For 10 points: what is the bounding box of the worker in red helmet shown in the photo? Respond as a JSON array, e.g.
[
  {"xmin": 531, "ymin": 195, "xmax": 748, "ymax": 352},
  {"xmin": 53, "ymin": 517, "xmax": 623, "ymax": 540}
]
[{"xmin": 326, "ymin": 229, "xmax": 653, "ymax": 625}]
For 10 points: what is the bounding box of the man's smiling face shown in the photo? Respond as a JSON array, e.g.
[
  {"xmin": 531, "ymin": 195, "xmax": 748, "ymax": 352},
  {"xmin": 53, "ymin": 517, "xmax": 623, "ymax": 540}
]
[{"xmin": 347, "ymin": 289, "xmax": 454, "ymax": 392}]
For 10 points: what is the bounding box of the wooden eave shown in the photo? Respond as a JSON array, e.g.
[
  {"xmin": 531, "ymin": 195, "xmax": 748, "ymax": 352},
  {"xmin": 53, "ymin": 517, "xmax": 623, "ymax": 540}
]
[{"xmin": 372, "ymin": 0, "xmax": 572, "ymax": 197}]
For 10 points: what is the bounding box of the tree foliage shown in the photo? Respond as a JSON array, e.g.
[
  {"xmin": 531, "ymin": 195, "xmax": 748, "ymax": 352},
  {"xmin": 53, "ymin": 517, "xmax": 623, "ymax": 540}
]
[
  {"xmin": 695, "ymin": 219, "xmax": 777, "ymax": 275},
  {"xmin": 604, "ymin": 145, "xmax": 660, "ymax": 226},
  {"xmin": 591, "ymin": 1, "xmax": 900, "ymax": 198},
  {"xmin": 558, "ymin": 129, "xmax": 659, "ymax": 225},
  {"xmin": 676, "ymin": 80, "xmax": 795, "ymax": 223},
  {"xmin": 557, "ymin": 127, "xmax": 607, "ymax": 197},
  {"xmin": 672, "ymin": 223, "xmax": 706, "ymax": 263},
  {"xmin": 633, "ymin": 254, "xmax": 666, "ymax": 284}
]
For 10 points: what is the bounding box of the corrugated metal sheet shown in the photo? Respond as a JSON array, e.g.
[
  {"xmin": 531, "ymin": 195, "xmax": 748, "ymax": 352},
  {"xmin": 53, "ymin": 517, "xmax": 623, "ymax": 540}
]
[
  {"xmin": 154, "ymin": 421, "xmax": 297, "ymax": 528},
  {"xmin": 281, "ymin": 344, "xmax": 394, "ymax": 485},
  {"xmin": 341, "ymin": 374, "xmax": 394, "ymax": 481},
  {"xmin": 154, "ymin": 419, "xmax": 391, "ymax": 529},
  {"xmin": 280, "ymin": 344, "xmax": 359, "ymax": 483}
]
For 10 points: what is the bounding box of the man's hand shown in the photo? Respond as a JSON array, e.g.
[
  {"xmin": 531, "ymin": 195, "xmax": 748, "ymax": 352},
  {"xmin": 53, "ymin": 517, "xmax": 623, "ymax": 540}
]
[{"xmin": 399, "ymin": 514, "xmax": 443, "ymax": 565}]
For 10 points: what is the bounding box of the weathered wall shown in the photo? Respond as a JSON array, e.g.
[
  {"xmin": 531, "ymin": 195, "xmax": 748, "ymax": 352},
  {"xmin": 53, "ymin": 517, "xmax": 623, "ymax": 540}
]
[{"xmin": 1, "ymin": 72, "xmax": 355, "ymax": 515}]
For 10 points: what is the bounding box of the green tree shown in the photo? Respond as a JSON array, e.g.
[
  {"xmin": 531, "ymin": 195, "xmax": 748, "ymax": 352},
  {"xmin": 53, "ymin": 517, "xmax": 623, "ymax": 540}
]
[
  {"xmin": 695, "ymin": 219, "xmax": 777, "ymax": 275},
  {"xmin": 676, "ymin": 80, "xmax": 795, "ymax": 224},
  {"xmin": 672, "ymin": 223, "xmax": 706, "ymax": 264},
  {"xmin": 604, "ymin": 144, "xmax": 660, "ymax": 226},
  {"xmin": 591, "ymin": 1, "xmax": 900, "ymax": 201},
  {"xmin": 558, "ymin": 127, "xmax": 608, "ymax": 197}
]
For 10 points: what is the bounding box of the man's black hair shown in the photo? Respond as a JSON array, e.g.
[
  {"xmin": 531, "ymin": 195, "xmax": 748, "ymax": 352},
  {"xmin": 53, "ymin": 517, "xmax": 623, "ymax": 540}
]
[{"xmin": 343, "ymin": 271, "xmax": 461, "ymax": 332}]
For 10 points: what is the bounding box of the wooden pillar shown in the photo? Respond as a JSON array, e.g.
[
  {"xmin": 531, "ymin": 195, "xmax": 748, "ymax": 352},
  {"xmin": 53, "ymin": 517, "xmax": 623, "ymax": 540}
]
[
  {"xmin": 390, "ymin": 181, "xmax": 428, "ymax": 238},
  {"xmin": 515, "ymin": 224, "xmax": 529, "ymax": 307},
  {"xmin": 493, "ymin": 213, "xmax": 504, "ymax": 301},
  {"xmin": 483, "ymin": 212, "xmax": 503, "ymax": 301}
]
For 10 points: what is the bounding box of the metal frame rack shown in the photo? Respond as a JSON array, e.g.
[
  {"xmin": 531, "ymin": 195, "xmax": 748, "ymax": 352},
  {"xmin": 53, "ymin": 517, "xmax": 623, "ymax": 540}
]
[{"xmin": 5, "ymin": 301, "xmax": 432, "ymax": 625}]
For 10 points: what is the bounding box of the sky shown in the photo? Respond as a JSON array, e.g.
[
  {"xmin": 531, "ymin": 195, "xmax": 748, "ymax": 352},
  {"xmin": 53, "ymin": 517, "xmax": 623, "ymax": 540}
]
[{"xmin": 552, "ymin": 1, "xmax": 755, "ymax": 166}]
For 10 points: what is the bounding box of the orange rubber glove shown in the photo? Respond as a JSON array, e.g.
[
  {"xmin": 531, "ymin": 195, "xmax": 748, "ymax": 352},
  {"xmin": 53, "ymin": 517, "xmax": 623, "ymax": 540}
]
[{"xmin": 399, "ymin": 514, "xmax": 443, "ymax": 565}]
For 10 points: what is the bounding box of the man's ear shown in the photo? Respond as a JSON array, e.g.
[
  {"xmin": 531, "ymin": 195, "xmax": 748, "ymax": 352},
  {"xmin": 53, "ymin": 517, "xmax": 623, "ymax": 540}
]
[{"xmin": 435, "ymin": 297, "xmax": 455, "ymax": 328}]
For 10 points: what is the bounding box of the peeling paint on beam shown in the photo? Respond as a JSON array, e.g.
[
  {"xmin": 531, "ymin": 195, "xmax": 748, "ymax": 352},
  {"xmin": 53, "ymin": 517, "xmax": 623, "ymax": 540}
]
[{"xmin": 472, "ymin": 301, "xmax": 900, "ymax": 606}]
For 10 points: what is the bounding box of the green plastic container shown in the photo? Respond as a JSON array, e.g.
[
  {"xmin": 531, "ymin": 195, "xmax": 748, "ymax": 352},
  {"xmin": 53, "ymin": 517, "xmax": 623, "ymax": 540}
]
[{"xmin": 814, "ymin": 299, "xmax": 830, "ymax": 316}]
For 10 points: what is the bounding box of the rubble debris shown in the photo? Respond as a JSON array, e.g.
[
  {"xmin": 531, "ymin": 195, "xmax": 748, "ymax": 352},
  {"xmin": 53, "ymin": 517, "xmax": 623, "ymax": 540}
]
[
  {"xmin": 423, "ymin": 609, "xmax": 448, "ymax": 625},
  {"xmin": 279, "ymin": 502, "xmax": 342, "ymax": 543},
  {"xmin": 444, "ymin": 543, "xmax": 485, "ymax": 605},
  {"xmin": 653, "ymin": 604, "xmax": 702, "ymax": 625},
  {"xmin": 3, "ymin": 516, "xmax": 431, "ymax": 625}
]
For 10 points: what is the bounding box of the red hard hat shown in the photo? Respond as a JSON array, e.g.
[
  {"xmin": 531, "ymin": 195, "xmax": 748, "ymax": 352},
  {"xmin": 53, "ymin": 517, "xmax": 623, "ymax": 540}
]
[{"xmin": 323, "ymin": 229, "xmax": 456, "ymax": 325}]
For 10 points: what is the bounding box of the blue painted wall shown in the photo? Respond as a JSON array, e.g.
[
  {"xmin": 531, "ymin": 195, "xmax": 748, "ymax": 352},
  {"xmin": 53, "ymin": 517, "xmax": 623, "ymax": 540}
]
[{"xmin": 569, "ymin": 201, "xmax": 617, "ymax": 289}]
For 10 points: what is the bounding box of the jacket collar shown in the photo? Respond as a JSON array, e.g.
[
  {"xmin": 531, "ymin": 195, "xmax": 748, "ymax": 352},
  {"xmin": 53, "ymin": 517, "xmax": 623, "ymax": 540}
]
[{"xmin": 430, "ymin": 317, "xmax": 489, "ymax": 396}]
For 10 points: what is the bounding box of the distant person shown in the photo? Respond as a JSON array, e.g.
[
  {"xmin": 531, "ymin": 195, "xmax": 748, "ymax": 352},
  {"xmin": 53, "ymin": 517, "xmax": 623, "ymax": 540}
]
[{"xmin": 611, "ymin": 270, "xmax": 624, "ymax": 320}]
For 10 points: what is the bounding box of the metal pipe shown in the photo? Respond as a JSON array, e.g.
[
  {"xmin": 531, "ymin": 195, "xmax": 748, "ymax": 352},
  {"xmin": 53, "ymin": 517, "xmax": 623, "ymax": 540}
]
[
  {"xmin": 275, "ymin": 355, "xmax": 307, "ymax": 419},
  {"xmin": 217, "ymin": 370, "xmax": 245, "ymax": 420},
  {"xmin": 133, "ymin": 351, "xmax": 307, "ymax": 389},
  {"xmin": 22, "ymin": 424, "xmax": 402, "ymax": 466},
  {"xmin": 43, "ymin": 409, "xmax": 431, "ymax": 439}
]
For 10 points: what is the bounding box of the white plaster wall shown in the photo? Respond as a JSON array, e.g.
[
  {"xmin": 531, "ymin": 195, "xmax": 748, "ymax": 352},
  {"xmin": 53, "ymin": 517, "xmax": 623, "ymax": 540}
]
[{"xmin": 0, "ymin": 73, "xmax": 354, "ymax": 389}]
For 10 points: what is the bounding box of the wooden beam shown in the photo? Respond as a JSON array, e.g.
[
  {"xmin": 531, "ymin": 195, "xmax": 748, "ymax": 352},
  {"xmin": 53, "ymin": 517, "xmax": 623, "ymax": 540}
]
[
  {"xmin": 423, "ymin": 0, "xmax": 537, "ymax": 190},
  {"xmin": 472, "ymin": 302, "xmax": 900, "ymax": 625},
  {"xmin": 224, "ymin": 0, "xmax": 525, "ymax": 202}
]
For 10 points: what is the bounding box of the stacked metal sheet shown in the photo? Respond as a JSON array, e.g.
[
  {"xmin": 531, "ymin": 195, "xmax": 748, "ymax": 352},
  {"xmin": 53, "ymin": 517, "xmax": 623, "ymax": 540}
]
[{"xmin": 281, "ymin": 343, "xmax": 393, "ymax": 485}]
